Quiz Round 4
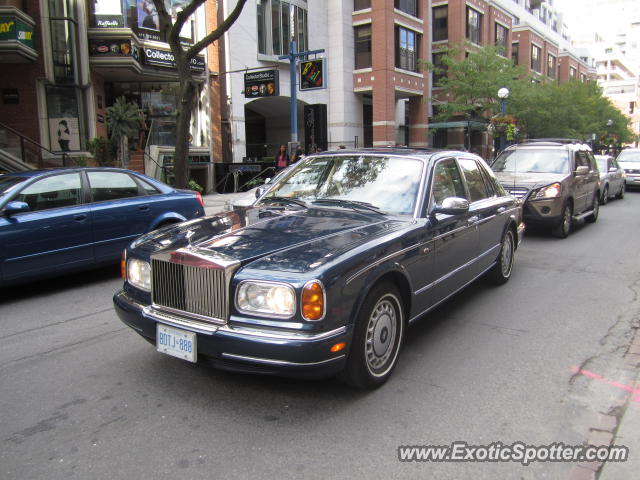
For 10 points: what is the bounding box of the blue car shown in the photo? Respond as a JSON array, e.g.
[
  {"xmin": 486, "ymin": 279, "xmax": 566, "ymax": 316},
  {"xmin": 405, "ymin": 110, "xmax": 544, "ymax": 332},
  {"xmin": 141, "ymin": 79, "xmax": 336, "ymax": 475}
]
[
  {"xmin": 0, "ymin": 167, "xmax": 205, "ymax": 286},
  {"xmin": 114, "ymin": 149, "xmax": 524, "ymax": 388}
]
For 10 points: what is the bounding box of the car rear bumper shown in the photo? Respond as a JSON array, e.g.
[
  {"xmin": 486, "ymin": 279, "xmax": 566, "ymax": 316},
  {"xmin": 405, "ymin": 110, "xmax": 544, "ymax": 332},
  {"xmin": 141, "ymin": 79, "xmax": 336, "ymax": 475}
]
[
  {"xmin": 113, "ymin": 290, "xmax": 349, "ymax": 379},
  {"xmin": 625, "ymin": 174, "xmax": 640, "ymax": 186}
]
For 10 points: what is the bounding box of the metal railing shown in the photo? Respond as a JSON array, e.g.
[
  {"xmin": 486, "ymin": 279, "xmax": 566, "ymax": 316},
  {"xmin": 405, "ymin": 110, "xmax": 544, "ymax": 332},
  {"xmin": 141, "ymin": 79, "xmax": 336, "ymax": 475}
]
[{"xmin": 0, "ymin": 121, "xmax": 72, "ymax": 171}]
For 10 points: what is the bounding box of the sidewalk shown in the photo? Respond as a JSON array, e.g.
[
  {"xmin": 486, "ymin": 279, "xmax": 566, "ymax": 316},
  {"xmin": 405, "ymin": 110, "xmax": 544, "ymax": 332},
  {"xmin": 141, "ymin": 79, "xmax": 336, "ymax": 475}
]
[{"xmin": 202, "ymin": 191, "xmax": 254, "ymax": 215}]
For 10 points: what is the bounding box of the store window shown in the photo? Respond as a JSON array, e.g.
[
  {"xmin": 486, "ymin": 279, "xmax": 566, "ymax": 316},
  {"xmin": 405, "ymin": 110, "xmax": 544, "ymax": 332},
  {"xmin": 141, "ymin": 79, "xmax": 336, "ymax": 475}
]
[
  {"xmin": 257, "ymin": 0, "xmax": 308, "ymax": 56},
  {"xmin": 531, "ymin": 44, "xmax": 541, "ymax": 72},
  {"xmin": 396, "ymin": 26, "xmax": 420, "ymax": 72},
  {"xmin": 547, "ymin": 54, "xmax": 556, "ymax": 79},
  {"xmin": 395, "ymin": 0, "xmax": 418, "ymax": 18},
  {"xmin": 495, "ymin": 23, "xmax": 508, "ymax": 53},
  {"xmin": 432, "ymin": 5, "xmax": 448, "ymax": 42},
  {"xmin": 354, "ymin": 24, "xmax": 372, "ymax": 69},
  {"xmin": 466, "ymin": 7, "xmax": 482, "ymax": 45}
]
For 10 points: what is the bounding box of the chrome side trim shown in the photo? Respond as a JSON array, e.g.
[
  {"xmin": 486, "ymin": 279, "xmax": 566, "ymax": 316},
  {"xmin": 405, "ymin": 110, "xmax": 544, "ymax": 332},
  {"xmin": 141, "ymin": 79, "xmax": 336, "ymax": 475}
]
[
  {"xmin": 346, "ymin": 241, "xmax": 428, "ymax": 285},
  {"xmin": 432, "ymin": 224, "xmax": 471, "ymax": 241},
  {"xmin": 414, "ymin": 244, "xmax": 501, "ymax": 295},
  {"xmin": 221, "ymin": 352, "xmax": 346, "ymax": 367},
  {"xmin": 409, "ymin": 261, "xmax": 498, "ymax": 323}
]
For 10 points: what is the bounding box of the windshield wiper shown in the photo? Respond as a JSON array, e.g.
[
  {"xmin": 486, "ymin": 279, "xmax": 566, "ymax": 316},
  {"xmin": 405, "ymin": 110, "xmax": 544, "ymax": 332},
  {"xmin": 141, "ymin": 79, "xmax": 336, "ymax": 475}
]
[
  {"xmin": 311, "ymin": 198, "xmax": 385, "ymax": 214},
  {"xmin": 260, "ymin": 196, "xmax": 308, "ymax": 208}
]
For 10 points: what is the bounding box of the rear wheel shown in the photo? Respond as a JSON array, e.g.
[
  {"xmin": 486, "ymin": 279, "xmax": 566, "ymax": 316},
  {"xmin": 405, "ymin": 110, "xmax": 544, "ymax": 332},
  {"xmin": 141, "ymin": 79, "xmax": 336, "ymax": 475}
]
[
  {"xmin": 487, "ymin": 229, "xmax": 515, "ymax": 285},
  {"xmin": 586, "ymin": 193, "xmax": 599, "ymax": 223},
  {"xmin": 552, "ymin": 203, "xmax": 572, "ymax": 238},
  {"xmin": 339, "ymin": 282, "xmax": 405, "ymax": 389},
  {"xmin": 616, "ymin": 184, "xmax": 625, "ymax": 199}
]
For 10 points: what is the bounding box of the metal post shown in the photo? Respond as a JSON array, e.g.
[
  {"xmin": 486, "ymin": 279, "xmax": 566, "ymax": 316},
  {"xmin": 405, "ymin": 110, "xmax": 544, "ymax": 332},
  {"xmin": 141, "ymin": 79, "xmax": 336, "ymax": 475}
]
[
  {"xmin": 499, "ymin": 98, "xmax": 507, "ymax": 153},
  {"xmin": 289, "ymin": 40, "xmax": 298, "ymax": 143}
]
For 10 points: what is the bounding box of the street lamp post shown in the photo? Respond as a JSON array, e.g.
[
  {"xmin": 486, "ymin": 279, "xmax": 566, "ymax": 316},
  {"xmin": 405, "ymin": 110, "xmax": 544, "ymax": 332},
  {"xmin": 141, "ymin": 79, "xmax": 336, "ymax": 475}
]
[
  {"xmin": 497, "ymin": 87, "xmax": 510, "ymax": 153},
  {"xmin": 606, "ymin": 119, "xmax": 613, "ymax": 153}
]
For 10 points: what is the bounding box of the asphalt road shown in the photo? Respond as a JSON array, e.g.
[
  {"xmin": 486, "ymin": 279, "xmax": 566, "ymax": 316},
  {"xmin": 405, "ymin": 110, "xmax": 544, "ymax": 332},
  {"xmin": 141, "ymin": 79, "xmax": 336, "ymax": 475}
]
[{"xmin": 2, "ymin": 191, "xmax": 639, "ymax": 479}]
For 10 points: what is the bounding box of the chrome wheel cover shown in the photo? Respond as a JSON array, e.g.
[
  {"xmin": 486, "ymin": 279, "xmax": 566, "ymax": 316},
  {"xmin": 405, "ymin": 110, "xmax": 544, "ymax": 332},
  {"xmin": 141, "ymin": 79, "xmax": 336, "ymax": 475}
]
[
  {"xmin": 365, "ymin": 294, "xmax": 402, "ymax": 377},
  {"xmin": 501, "ymin": 232, "xmax": 514, "ymax": 278}
]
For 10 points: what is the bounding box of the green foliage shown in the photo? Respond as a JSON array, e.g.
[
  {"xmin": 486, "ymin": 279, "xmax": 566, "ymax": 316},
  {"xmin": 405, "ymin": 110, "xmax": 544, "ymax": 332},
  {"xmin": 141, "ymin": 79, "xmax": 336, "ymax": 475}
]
[
  {"xmin": 87, "ymin": 137, "xmax": 116, "ymax": 166},
  {"xmin": 106, "ymin": 96, "xmax": 141, "ymax": 142},
  {"xmin": 187, "ymin": 179, "xmax": 204, "ymax": 193}
]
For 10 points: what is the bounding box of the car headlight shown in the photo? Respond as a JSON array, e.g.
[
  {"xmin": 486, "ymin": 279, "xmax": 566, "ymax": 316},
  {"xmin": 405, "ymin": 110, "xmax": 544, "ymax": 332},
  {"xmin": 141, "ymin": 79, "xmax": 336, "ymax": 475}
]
[
  {"xmin": 532, "ymin": 183, "xmax": 561, "ymax": 200},
  {"xmin": 127, "ymin": 258, "xmax": 151, "ymax": 291},
  {"xmin": 236, "ymin": 281, "xmax": 296, "ymax": 317}
]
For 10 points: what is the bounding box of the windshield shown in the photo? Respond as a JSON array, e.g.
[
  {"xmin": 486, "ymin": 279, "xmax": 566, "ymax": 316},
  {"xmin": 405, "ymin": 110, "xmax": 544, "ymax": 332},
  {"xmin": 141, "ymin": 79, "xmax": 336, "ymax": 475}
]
[
  {"xmin": 617, "ymin": 150, "xmax": 640, "ymax": 163},
  {"xmin": 0, "ymin": 175, "xmax": 27, "ymax": 195},
  {"xmin": 492, "ymin": 149, "xmax": 569, "ymax": 174},
  {"xmin": 261, "ymin": 155, "xmax": 424, "ymax": 215}
]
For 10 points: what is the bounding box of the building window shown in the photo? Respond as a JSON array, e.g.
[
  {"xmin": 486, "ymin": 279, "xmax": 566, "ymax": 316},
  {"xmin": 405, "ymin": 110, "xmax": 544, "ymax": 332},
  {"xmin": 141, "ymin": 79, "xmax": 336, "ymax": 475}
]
[
  {"xmin": 46, "ymin": 85, "xmax": 84, "ymax": 152},
  {"xmin": 432, "ymin": 6, "xmax": 448, "ymax": 42},
  {"xmin": 531, "ymin": 44, "xmax": 541, "ymax": 72},
  {"xmin": 395, "ymin": 0, "xmax": 418, "ymax": 18},
  {"xmin": 630, "ymin": 101, "xmax": 635, "ymax": 114},
  {"xmin": 432, "ymin": 51, "xmax": 447, "ymax": 86},
  {"xmin": 354, "ymin": 24, "xmax": 372, "ymax": 69},
  {"xmin": 466, "ymin": 7, "xmax": 482, "ymax": 45},
  {"xmin": 512, "ymin": 42, "xmax": 519, "ymax": 65},
  {"xmin": 354, "ymin": 0, "xmax": 370, "ymax": 11},
  {"xmin": 396, "ymin": 26, "xmax": 420, "ymax": 72},
  {"xmin": 580, "ymin": 73, "xmax": 586, "ymax": 82},
  {"xmin": 495, "ymin": 23, "xmax": 508, "ymax": 53},
  {"xmin": 547, "ymin": 54, "xmax": 556, "ymax": 79},
  {"xmin": 570, "ymin": 66, "xmax": 576, "ymax": 79},
  {"xmin": 257, "ymin": 0, "xmax": 308, "ymax": 56}
]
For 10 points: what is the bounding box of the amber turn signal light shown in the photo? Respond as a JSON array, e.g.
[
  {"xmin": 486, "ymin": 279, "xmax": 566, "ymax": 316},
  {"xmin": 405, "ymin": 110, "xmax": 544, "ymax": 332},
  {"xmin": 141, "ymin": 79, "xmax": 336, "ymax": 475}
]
[
  {"xmin": 330, "ymin": 342, "xmax": 346, "ymax": 353},
  {"xmin": 301, "ymin": 281, "xmax": 325, "ymax": 321},
  {"xmin": 121, "ymin": 251, "xmax": 126, "ymax": 280}
]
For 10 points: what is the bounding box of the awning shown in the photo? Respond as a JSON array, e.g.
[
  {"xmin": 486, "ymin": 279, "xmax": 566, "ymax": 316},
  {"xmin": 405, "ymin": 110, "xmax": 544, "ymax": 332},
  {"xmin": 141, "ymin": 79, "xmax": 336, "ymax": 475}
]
[{"xmin": 428, "ymin": 121, "xmax": 486, "ymax": 130}]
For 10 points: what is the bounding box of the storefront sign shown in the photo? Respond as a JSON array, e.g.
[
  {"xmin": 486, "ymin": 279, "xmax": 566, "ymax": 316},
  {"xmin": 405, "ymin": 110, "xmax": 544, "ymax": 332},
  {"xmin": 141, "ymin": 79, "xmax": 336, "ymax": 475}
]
[
  {"xmin": 143, "ymin": 47, "xmax": 204, "ymax": 72},
  {"xmin": 90, "ymin": 39, "xmax": 133, "ymax": 57},
  {"xmin": 93, "ymin": 0, "xmax": 124, "ymax": 28},
  {"xmin": 244, "ymin": 70, "xmax": 279, "ymax": 98},
  {"xmin": 0, "ymin": 17, "xmax": 34, "ymax": 49},
  {"xmin": 300, "ymin": 59, "xmax": 325, "ymax": 90}
]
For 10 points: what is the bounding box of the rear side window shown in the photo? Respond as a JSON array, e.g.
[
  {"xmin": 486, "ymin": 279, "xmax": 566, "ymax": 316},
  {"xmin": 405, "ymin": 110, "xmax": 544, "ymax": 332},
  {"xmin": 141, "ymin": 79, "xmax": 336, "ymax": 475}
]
[
  {"xmin": 138, "ymin": 178, "xmax": 161, "ymax": 195},
  {"xmin": 15, "ymin": 173, "xmax": 82, "ymax": 212},
  {"xmin": 88, "ymin": 171, "xmax": 140, "ymax": 202}
]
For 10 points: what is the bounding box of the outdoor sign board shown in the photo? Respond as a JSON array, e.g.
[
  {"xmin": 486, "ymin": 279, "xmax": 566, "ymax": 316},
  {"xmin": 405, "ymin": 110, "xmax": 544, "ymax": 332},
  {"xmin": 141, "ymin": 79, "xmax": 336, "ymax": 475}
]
[
  {"xmin": 0, "ymin": 17, "xmax": 35, "ymax": 49},
  {"xmin": 244, "ymin": 70, "xmax": 279, "ymax": 98},
  {"xmin": 143, "ymin": 47, "xmax": 205, "ymax": 72},
  {"xmin": 300, "ymin": 58, "xmax": 325, "ymax": 91}
]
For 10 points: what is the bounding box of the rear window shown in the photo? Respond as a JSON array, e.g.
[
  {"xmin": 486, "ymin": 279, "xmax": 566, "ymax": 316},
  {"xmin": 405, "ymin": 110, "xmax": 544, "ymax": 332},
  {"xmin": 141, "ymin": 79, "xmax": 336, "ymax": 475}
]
[{"xmin": 492, "ymin": 149, "xmax": 569, "ymax": 174}]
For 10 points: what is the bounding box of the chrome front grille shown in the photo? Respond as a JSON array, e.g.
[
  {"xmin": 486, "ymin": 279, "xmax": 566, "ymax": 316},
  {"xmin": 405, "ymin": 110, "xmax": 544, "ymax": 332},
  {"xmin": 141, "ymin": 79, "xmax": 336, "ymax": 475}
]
[
  {"xmin": 151, "ymin": 258, "xmax": 229, "ymax": 323},
  {"xmin": 504, "ymin": 187, "xmax": 529, "ymax": 200}
]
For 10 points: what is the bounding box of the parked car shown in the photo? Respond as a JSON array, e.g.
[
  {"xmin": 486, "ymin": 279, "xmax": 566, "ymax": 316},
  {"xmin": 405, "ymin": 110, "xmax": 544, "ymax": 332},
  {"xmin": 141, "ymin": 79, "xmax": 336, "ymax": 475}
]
[
  {"xmin": 616, "ymin": 148, "xmax": 640, "ymax": 188},
  {"xmin": 594, "ymin": 154, "xmax": 625, "ymax": 204},
  {"xmin": 114, "ymin": 149, "xmax": 524, "ymax": 388},
  {"xmin": 492, "ymin": 140, "xmax": 600, "ymax": 238},
  {"xmin": 0, "ymin": 167, "xmax": 205, "ymax": 286}
]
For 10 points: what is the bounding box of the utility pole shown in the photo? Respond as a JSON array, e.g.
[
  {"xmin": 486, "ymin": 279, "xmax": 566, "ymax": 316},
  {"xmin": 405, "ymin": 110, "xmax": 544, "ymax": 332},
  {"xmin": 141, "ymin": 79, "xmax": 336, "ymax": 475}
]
[{"xmin": 279, "ymin": 40, "xmax": 324, "ymax": 146}]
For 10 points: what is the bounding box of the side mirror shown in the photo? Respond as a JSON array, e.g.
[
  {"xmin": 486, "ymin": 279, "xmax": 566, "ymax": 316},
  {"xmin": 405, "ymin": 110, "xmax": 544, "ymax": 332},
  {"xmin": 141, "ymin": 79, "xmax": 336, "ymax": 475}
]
[
  {"xmin": 255, "ymin": 187, "xmax": 265, "ymax": 199},
  {"xmin": 575, "ymin": 166, "xmax": 589, "ymax": 175},
  {"xmin": 608, "ymin": 167, "xmax": 618, "ymax": 173},
  {"xmin": 264, "ymin": 177, "xmax": 272, "ymax": 184},
  {"xmin": 3, "ymin": 201, "xmax": 30, "ymax": 216},
  {"xmin": 432, "ymin": 197, "xmax": 470, "ymax": 216}
]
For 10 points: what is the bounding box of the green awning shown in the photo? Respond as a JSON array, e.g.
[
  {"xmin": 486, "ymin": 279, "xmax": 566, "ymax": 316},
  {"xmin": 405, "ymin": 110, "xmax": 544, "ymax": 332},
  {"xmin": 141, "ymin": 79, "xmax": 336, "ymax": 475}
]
[{"xmin": 428, "ymin": 121, "xmax": 486, "ymax": 130}]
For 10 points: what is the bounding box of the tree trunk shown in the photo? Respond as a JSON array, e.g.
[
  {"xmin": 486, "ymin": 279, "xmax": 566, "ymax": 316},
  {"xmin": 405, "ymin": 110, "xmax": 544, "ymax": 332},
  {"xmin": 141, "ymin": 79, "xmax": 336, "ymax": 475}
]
[{"xmin": 173, "ymin": 73, "xmax": 197, "ymax": 189}]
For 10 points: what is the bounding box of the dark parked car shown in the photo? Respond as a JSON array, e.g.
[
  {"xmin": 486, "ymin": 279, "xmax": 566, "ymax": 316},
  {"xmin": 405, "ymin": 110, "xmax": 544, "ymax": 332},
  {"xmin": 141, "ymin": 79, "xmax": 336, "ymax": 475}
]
[
  {"xmin": 492, "ymin": 140, "xmax": 600, "ymax": 238},
  {"xmin": 0, "ymin": 167, "xmax": 205, "ymax": 286},
  {"xmin": 114, "ymin": 149, "xmax": 524, "ymax": 388}
]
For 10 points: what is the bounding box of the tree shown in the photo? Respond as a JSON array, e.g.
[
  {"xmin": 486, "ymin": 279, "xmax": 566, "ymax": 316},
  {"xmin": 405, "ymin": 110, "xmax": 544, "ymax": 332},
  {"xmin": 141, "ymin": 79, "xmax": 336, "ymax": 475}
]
[
  {"xmin": 106, "ymin": 96, "xmax": 141, "ymax": 168},
  {"xmin": 153, "ymin": 0, "xmax": 247, "ymax": 188}
]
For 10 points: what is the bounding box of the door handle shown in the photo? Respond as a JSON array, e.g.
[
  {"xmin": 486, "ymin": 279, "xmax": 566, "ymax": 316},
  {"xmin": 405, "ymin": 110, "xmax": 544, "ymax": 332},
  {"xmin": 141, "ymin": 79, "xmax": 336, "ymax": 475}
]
[
  {"xmin": 468, "ymin": 215, "xmax": 480, "ymax": 225},
  {"xmin": 138, "ymin": 205, "xmax": 150, "ymax": 211},
  {"xmin": 74, "ymin": 214, "xmax": 87, "ymax": 221}
]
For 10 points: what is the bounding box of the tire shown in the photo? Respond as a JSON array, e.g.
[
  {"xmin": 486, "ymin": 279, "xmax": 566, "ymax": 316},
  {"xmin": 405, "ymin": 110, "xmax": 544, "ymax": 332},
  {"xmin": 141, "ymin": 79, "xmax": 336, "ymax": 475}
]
[
  {"xmin": 616, "ymin": 184, "xmax": 625, "ymax": 199},
  {"xmin": 339, "ymin": 282, "xmax": 405, "ymax": 389},
  {"xmin": 600, "ymin": 185, "xmax": 608, "ymax": 205},
  {"xmin": 552, "ymin": 203, "xmax": 572, "ymax": 238},
  {"xmin": 586, "ymin": 193, "xmax": 599, "ymax": 223},
  {"xmin": 487, "ymin": 228, "xmax": 515, "ymax": 285}
]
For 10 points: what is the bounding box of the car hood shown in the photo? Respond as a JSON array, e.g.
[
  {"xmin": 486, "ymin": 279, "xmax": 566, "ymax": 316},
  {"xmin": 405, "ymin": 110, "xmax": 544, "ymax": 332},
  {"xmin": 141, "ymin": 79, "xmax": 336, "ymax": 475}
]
[
  {"xmin": 494, "ymin": 171, "xmax": 568, "ymax": 190},
  {"xmin": 131, "ymin": 205, "xmax": 409, "ymax": 274}
]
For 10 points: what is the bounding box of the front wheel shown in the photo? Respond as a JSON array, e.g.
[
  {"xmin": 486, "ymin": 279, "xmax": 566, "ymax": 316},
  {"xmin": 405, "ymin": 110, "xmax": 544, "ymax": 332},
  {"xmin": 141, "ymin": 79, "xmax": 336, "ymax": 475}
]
[
  {"xmin": 552, "ymin": 203, "xmax": 572, "ymax": 238},
  {"xmin": 339, "ymin": 283, "xmax": 405, "ymax": 389},
  {"xmin": 487, "ymin": 229, "xmax": 515, "ymax": 285}
]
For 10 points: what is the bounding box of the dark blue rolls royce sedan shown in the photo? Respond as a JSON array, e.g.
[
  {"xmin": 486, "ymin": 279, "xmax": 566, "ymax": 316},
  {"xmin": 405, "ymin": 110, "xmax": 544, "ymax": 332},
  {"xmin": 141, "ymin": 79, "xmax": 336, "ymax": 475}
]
[
  {"xmin": 0, "ymin": 167, "xmax": 205, "ymax": 286},
  {"xmin": 114, "ymin": 149, "xmax": 524, "ymax": 388}
]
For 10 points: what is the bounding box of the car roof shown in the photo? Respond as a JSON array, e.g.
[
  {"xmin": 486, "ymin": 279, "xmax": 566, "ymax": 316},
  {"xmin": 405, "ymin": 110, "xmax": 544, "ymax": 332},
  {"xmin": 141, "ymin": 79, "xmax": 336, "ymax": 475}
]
[
  {"xmin": 1, "ymin": 167, "xmax": 145, "ymax": 179},
  {"xmin": 312, "ymin": 147, "xmax": 478, "ymax": 160}
]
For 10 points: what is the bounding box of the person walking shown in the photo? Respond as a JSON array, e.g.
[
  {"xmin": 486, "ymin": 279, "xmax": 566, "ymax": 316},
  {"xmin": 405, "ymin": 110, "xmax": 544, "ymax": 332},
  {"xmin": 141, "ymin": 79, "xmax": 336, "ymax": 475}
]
[{"xmin": 276, "ymin": 144, "xmax": 289, "ymax": 170}]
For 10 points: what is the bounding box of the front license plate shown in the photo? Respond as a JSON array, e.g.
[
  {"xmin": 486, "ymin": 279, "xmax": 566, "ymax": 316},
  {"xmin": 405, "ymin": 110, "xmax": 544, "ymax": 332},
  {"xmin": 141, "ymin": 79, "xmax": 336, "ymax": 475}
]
[{"xmin": 156, "ymin": 324, "xmax": 197, "ymax": 363}]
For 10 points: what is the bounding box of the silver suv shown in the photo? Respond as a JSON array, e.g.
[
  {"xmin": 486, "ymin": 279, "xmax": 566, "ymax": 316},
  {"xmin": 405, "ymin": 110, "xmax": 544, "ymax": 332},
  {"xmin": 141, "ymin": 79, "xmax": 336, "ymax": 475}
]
[{"xmin": 492, "ymin": 140, "xmax": 600, "ymax": 238}]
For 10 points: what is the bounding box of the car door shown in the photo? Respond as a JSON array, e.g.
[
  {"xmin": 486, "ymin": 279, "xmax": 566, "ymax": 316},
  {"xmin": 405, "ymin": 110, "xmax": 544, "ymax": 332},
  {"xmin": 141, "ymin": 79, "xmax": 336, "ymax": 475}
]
[
  {"xmin": 584, "ymin": 151, "xmax": 600, "ymax": 208},
  {"xmin": 458, "ymin": 158, "xmax": 512, "ymax": 272},
  {"xmin": 423, "ymin": 158, "xmax": 479, "ymax": 307},
  {"xmin": 86, "ymin": 170, "xmax": 153, "ymax": 263},
  {"xmin": 609, "ymin": 158, "xmax": 623, "ymax": 194},
  {"xmin": 0, "ymin": 172, "xmax": 93, "ymax": 282},
  {"xmin": 574, "ymin": 151, "xmax": 591, "ymax": 212}
]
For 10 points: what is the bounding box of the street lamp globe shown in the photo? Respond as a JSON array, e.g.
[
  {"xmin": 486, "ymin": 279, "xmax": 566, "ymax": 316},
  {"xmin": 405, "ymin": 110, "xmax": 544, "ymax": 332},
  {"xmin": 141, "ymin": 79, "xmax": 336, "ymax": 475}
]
[
  {"xmin": 606, "ymin": 119, "xmax": 613, "ymax": 127},
  {"xmin": 498, "ymin": 87, "xmax": 510, "ymax": 99}
]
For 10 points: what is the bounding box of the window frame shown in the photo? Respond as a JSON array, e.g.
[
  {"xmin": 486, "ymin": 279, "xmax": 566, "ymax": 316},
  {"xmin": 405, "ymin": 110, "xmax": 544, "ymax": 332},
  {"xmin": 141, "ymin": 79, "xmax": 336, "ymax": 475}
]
[
  {"xmin": 395, "ymin": 0, "xmax": 418, "ymax": 18},
  {"xmin": 428, "ymin": 157, "xmax": 468, "ymax": 212},
  {"xmin": 495, "ymin": 23, "xmax": 508, "ymax": 53},
  {"xmin": 466, "ymin": 7, "xmax": 482, "ymax": 45},
  {"xmin": 531, "ymin": 44, "xmax": 542, "ymax": 73},
  {"xmin": 354, "ymin": 23, "xmax": 372, "ymax": 70},
  {"xmin": 395, "ymin": 25, "xmax": 421, "ymax": 73},
  {"xmin": 13, "ymin": 172, "xmax": 84, "ymax": 213},
  {"xmin": 257, "ymin": 0, "xmax": 308, "ymax": 57},
  {"xmin": 86, "ymin": 170, "xmax": 145, "ymax": 203},
  {"xmin": 432, "ymin": 5, "xmax": 448, "ymax": 42}
]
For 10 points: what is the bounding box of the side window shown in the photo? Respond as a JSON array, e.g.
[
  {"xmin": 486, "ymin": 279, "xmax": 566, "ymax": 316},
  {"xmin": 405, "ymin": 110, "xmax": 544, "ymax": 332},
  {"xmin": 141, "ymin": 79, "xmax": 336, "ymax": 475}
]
[
  {"xmin": 585, "ymin": 151, "xmax": 596, "ymax": 171},
  {"xmin": 458, "ymin": 158, "xmax": 489, "ymax": 202},
  {"xmin": 575, "ymin": 151, "xmax": 589, "ymax": 169},
  {"xmin": 431, "ymin": 158, "xmax": 466, "ymax": 206},
  {"xmin": 88, "ymin": 172, "xmax": 140, "ymax": 202},
  {"xmin": 139, "ymin": 178, "xmax": 161, "ymax": 195},
  {"xmin": 15, "ymin": 173, "xmax": 82, "ymax": 212}
]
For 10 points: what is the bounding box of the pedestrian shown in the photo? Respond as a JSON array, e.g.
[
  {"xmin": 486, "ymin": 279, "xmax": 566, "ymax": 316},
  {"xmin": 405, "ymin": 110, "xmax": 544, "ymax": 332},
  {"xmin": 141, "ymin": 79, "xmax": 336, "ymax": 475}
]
[
  {"xmin": 291, "ymin": 146, "xmax": 304, "ymax": 164},
  {"xmin": 276, "ymin": 144, "xmax": 289, "ymax": 170}
]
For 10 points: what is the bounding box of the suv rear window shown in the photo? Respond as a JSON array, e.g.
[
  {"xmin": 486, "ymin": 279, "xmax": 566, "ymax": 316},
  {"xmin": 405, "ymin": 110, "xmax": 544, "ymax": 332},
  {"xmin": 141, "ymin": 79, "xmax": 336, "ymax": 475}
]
[{"xmin": 492, "ymin": 149, "xmax": 569, "ymax": 174}]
